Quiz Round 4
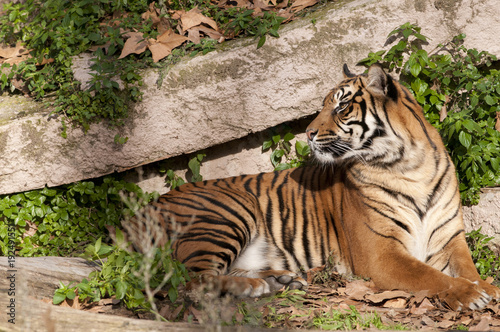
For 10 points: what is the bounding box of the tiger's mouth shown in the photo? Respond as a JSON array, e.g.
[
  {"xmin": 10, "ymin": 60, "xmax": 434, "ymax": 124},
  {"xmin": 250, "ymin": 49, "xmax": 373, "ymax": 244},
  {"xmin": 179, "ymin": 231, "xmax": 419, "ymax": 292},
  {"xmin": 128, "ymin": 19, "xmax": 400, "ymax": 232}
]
[{"xmin": 309, "ymin": 137, "xmax": 352, "ymax": 163}]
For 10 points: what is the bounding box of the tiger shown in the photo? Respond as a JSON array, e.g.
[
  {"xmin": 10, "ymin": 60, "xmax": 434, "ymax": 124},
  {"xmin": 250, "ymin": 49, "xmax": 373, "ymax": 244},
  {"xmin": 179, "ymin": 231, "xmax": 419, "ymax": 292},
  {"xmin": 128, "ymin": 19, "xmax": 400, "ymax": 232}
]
[{"xmin": 129, "ymin": 63, "xmax": 500, "ymax": 311}]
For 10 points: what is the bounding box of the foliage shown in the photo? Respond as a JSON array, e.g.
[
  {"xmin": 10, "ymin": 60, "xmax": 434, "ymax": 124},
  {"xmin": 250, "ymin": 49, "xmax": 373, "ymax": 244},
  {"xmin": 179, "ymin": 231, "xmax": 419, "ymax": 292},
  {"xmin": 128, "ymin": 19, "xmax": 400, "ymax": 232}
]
[
  {"xmin": 225, "ymin": 9, "xmax": 285, "ymax": 49},
  {"xmin": 187, "ymin": 153, "xmax": 206, "ymax": 182},
  {"xmin": 0, "ymin": 177, "xmax": 154, "ymax": 256},
  {"xmin": 310, "ymin": 306, "xmax": 407, "ymax": 330},
  {"xmin": 0, "ymin": 0, "xmax": 320, "ymax": 137},
  {"xmin": 0, "ymin": 0, "xmax": 152, "ymax": 136},
  {"xmin": 53, "ymin": 233, "xmax": 189, "ymax": 311},
  {"xmin": 163, "ymin": 153, "xmax": 205, "ymax": 189},
  {"xmin": 165, "ymin": 170, "xmax": 187, "ymax": 190},
  {"xmin": 359, "ymin": 22, "xmax": 500, "ymax": 204},
  {"xmin": 262, "ymin": 131, "xmax": 310, "ymax": 171},
  {"xmin": 466, "ymin": 228, "xmax": 500, "ymax": 282}
]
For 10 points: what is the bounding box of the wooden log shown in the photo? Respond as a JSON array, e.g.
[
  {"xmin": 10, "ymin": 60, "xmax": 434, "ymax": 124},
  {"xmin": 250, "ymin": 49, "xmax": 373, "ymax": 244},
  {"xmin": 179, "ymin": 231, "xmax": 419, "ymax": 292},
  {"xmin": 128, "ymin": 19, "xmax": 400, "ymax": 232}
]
[
  {"xmin": 0, "ymin": 257, "xmax": 100, "ymax": 300},
  {"xmin": 0, "ymin": 257, "xmax": 279, "ymax": 331}
]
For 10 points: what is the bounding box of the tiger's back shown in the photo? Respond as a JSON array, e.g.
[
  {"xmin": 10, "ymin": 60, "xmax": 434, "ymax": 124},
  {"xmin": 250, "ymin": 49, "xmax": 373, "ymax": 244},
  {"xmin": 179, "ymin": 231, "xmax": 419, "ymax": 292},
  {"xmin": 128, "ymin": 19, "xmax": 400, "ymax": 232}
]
[
  {"xmin": 131, "ymin": 64, "xmax": 500, "ymax": 309},
  {"xmin": 163, "ymin": 167, "xmax": 345, "ymax": 275}
]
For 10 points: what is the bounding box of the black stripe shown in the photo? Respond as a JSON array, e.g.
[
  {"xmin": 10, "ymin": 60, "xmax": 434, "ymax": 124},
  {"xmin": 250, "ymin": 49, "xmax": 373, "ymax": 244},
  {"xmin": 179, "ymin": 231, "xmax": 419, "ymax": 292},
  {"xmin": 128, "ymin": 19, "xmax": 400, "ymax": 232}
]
[
  {"xmin": 182, "ymin": 250, "xmax": 232, "ymax": 266},
  {"xmin": 364, "ymin": 222, "xmax": 407, "ymax": 249},
  {"xmin": 404, "ymin": 102, "xmax": 437, "ymax": 152},
  {"xmin": 189, "ymin": 192, "xmax": 253, "ymax": 235},
  {"xmin": 362, "ymin": 202, "xmax": 411, "ymax": 234},
  {"xmin": 427, "ymin": 207, "xmax": 460, "ymax": 245},
  {"xmin": 425, "ymin": 229, "xmax": 464, "ymax": 263},
  {"xmin": 180, "ymin": 237, "xmax": 239, "ymax": 256}
]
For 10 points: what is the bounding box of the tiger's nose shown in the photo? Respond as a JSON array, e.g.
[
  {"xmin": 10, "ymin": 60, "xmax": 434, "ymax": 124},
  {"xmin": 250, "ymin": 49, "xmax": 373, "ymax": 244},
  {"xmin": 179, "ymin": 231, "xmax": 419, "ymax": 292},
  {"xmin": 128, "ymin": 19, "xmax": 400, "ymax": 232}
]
[{"xmin": 306, "ymin": 128, "xmax": 318, "ymax": 141}]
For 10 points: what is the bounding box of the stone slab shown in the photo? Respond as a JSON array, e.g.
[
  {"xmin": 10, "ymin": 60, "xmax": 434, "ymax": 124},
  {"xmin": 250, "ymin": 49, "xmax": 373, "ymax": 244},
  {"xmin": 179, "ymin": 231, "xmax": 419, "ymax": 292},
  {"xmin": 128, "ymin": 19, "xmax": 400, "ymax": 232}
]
[{"xmin": 1, "ymin": 0, "xmax": 499, "ymax": 194}]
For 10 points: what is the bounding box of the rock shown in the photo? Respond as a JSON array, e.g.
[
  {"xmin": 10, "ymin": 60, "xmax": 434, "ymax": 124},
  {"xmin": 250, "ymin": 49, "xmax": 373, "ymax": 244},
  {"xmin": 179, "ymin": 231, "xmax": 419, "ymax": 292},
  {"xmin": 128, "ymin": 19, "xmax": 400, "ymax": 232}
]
[
  {"xmin": 1, "ymin": 0, "xmax": 500, "ymax": 195},
  {"xmin": 463, "ymin": 187, "xmax": 500, "ymax": 252}
]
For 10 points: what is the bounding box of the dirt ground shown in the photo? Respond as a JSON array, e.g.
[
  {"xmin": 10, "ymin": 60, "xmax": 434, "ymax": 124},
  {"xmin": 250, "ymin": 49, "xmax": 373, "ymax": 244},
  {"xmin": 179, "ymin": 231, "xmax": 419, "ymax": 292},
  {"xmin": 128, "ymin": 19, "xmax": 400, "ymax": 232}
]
[{"xmin": 53, "ymin": 266, "xmax": 500, "ymax": 331}]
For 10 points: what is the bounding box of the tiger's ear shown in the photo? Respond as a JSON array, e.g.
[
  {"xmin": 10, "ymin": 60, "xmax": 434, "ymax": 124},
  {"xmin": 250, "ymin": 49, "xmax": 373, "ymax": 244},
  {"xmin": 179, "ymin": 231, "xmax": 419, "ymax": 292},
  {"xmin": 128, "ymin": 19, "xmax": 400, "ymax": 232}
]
[
  {"xmin": 342, "ymin": 64, "xmax": 356, "ymax": 78},
  {"xmin": 366, "ymin": 64, "xmax": 388, "ymax": 96}
]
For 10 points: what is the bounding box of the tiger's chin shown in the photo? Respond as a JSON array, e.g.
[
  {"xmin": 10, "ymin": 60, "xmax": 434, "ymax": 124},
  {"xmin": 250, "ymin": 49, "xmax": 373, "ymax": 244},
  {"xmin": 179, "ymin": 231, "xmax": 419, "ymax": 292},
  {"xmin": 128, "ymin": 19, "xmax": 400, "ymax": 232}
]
[
  {"xmin": 310, "ymin": 152, "xmax": 349, "ymax": 167},
  {"xmin": 309, "ymin": 145, "xmax": 358, "ymax": 167}
]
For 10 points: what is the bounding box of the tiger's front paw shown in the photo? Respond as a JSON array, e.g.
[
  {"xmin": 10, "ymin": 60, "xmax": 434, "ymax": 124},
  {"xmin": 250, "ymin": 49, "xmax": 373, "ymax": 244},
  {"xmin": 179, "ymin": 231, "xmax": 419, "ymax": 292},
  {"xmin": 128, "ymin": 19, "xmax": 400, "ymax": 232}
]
[
  {"xmin": 478, "ymin": 279, "xmax": 500, "ymax": 300},
  {"xmin": 439, "ymin": 277, "xmax": 492, "ymax": 311},
  {"xmin": 260, "ymin": 270, "xmax": 308, "ymax": 292}
]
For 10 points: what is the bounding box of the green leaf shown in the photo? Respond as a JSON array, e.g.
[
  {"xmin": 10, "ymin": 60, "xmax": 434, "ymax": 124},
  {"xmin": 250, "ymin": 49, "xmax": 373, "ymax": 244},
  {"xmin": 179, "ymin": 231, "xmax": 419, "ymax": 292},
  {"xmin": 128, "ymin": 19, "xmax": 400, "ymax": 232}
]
[
  {"xmin": 115, "ymin": 280, "xmax": 127, "ymax": 300},
  {"xmin": 115, "ymin": 228, "xmax": 124, "ymax": 246},
  {"xmin": 262, "ymin": 140, "xmax": 272, "ymax": 150},
  {"xmin": 53, "ymin": 291, "xmax": 67, "ymax": 305},
  {"xmin": 295, "ymin": 140, "xmax": 310, "ymax": 156},
  {"xmin": 283, "ymin": 132, "xmax": 295, "ymax": 142},
  {"xmin": 98, "ymin": 244, "xmax": 114, "ymax": 256},
  {"xmin": 168, "ymin": 286, "xmax": 178, "ymax": 302},
  {"xmin": 274, "ymin": 163, "xmax": 292, "ymax": 171},
  {"xmin": 429, "ymin": 95, "xmax": 439, "ymax": 105},
  {"xmin": 188, "ymin": 156, "xmax": 201, "ymax": 180},
  {"xmin": 485, "ymin": 95, "xmax": 496, "ymax": 106},
  {"xmin": 65, "ymin": 289, "xmax": 76, "ymax": 300},
  {"xmin": 59, "ymin": 209, "xmax": 69, "ymax": 220},
  {"xmin": 470, "ymin": 95, "xmax": 479, "ymax": 108},
  {"xmin": 459, "ymin": 131, "xmax": 472, "ymax": 149},
  {"xmin": 95, "ymin": 237, "xmax": 102, "ymax": 254},
  {"xmin": 491, "ymin": 157, "xmax": 499, "ymax": 171},
  {"xmin": 410, "ymin": 63, "xmax": 421, "ymax": 77},
  {"xmin": 257, "ymin": 35, "xmax": 266, "ymax": 49},
  {"xmin": 41, "ymin": 188, "xmax": 58, "ymax": 197}
]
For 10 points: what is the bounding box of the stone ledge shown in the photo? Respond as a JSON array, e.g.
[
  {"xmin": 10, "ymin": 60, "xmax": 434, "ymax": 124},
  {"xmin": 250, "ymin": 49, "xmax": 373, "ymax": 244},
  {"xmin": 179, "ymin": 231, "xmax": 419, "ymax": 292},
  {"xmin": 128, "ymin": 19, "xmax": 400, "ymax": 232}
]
[{"xmin": 1, "ymin": 0, "xmax": 499, "ymax": 195}]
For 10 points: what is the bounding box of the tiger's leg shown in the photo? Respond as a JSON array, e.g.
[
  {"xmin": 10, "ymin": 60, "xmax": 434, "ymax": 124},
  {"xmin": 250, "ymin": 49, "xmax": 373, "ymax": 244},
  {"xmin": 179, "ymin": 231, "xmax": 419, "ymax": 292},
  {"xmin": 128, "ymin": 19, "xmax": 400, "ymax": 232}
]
[
  {"xmin": 170, "ymin": 187, "xmax": 307, "ymax": 297},
  {"xmin": 180, "ymin": 235, "xmax": 308, "ymax": 297},
  {"xmin": 368, "ymin": 247, "xmax": 493, "ymax": 311},
  {"xmin": 441, "ymin": 232, "xmax": 500, "ymax": 303}
]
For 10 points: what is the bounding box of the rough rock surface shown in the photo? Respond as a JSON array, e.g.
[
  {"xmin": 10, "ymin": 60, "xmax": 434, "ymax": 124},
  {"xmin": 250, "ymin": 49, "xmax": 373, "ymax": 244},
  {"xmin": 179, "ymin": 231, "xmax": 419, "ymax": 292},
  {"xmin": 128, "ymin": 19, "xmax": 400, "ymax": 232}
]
[
  {"xmin": 463, "ymin": 188, "xmax": 500, "ymax": 251},
  {"xmin": 1, "ymin": 0, "xmax": 500, "ymax": 195}
]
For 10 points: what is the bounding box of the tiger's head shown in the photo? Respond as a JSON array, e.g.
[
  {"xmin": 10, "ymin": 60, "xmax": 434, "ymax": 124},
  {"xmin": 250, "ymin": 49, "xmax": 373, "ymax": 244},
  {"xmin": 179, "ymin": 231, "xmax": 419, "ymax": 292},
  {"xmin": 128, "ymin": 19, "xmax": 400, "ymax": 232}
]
[{"xmin": 306, "ymin": 64, "xmax": 426, "ymax": 167}]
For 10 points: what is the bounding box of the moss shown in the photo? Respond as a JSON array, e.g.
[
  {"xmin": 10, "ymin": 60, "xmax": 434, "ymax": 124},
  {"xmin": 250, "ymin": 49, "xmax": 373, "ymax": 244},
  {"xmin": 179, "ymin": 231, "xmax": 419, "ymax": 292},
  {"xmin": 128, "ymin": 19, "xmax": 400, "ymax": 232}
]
[
  {"xmin": 433, "ymin": 0, "xmax": 464, "ymax": 28},
  {"xmin": 0, "ymin": 131, "xmax": 7, "ymax": 155},
  {"xmin": 0, "ymin": 94, "xmax": 50, "ymax": 125},
  {"xmin": 20, "ymin": 121, "xmax": 46, "ymax": 161}
]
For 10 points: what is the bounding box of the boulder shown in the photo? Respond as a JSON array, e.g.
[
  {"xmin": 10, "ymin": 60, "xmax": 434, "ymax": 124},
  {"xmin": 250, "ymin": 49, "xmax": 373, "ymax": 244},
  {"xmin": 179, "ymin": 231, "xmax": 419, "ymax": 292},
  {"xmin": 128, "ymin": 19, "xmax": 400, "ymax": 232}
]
[{"xmin": 1, "ymin": 0, "xmax": 500, "ymax": 195}]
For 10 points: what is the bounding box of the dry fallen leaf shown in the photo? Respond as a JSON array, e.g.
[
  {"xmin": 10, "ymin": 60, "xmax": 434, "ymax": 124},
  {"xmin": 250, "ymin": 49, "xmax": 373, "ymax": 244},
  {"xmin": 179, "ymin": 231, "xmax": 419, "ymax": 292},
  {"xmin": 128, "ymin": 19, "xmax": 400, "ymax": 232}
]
[
  {"xmin": 344, "ymin": 280, "xmax": 373, "ymax": 301},
  {"xmin": 0, "ymin": 42, "xmax": 28, "ymax": 58},
  {"xmin": 141, "ymin": 2, "xmax": 161, "ymax": 26},
  {"xmin": 440, "ymin": 94, "xmax": 450, "ymax": 122},
  {"xmin": 470, "ymin": 315, "xmax": 491, "ymax": 331},
  {"xmin": 180, "ymin": 7, "xmax": 219, "ymax": 32},
  {"xmin": 148, "ymin": 29, "xmax": 188, "ymax": 62},
  {"xmin": 437, "ymin": 319, "xmax": 455, "ymax": 329},
  {"xmin": 420, "ymin": 314, "xmax": 437, "ymax": 327},
  {"xmin": 290, "ymin": 0, "xmax": 318, "ymax": 12},
  {"xmin": 364, "ymin": 290, "xmax": 410, "ymax": 304},
  {"xmin": 459, "ymin": 316, "xmax": 473, "ymax": 326},
  {"xmin": 383, "ymin": 298, "xmax": 407, "ymax": 308},
  {"xmin": 197, "ymin": 26, "xmax": 224, "ymax": 40},
  {"xmin": 118, "ymin": 32, "xmax": 148, "ymax": 59},
  {"xmin": 254, "ymin": 0, "xmax": 274, "ymax": 10},
  {"xmin": 495, "ymin": 111, "xmax": 500, "ymax": 132},
  {"xmin": 0, "ymin": 42, "xmax": 31, "ymax": 65},
  {"xmin": 187, "ymin": 28, "xmax": 201, "ymax": 44}
]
